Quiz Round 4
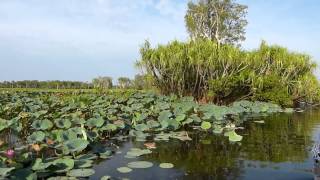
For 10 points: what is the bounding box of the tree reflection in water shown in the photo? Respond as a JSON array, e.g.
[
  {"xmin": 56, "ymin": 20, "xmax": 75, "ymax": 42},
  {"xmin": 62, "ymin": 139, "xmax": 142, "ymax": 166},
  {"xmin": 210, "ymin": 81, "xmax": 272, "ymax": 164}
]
[{"xmin": 140, "ymin": 109, "xmax": 320, "ymax": 179}]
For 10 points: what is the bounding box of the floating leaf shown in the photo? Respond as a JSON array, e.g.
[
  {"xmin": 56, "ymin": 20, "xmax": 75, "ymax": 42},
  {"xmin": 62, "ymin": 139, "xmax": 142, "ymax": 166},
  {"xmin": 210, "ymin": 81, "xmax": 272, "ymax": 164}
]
[
  {"xmin": 64, "ymin": 139, "xmax": 89, "ymax": 153},
  {"xmin": 117, "ymin": 167, "xmax": 132, "ymax": 173},
  {"xmin": 102, "ymin": 124, "xmax": 117, "ymax": 131},
  {"xmin": 67, "ymin": 168, "xmax": 95, "ymax": 177},
  {"xmin": 32, "ymin": 119, "xmax": 53, "ymax": 130},
  {"xmin": 52, "ymin": 158, "xmax": 75, "ymax": 173},
  {"xmin": 0, "ymin": 167, "xmax": 15, "ymax": 177},
  {"xmin": 100, "ymin": 176, "xmax": 111, "ymax": 180},
  {"xmin": 27, "ymin": 131, "xmax": 45, "ymax": 143},
  {"xmin": 55, "ymin": 119, "xmax": 72, "ymax": 129},
  {"xmin": 75, "ymin": 160, "xmax": 93, "ymax": 168},
  {"xmin": 86, "ymin": 117, "xmax": 104, "ymax": 128},
  {"xmin": 127, "ymin": 161, "xmax": 153, "ymax": 169},
  {"xmin": 159, "ymin": 163, "xmax": 174, "ymax": 169},
  {"xmin": 32, "ymin": 158, "xmax": 52, "ymax": 171},
  {"xmin": 201, "ymin": 121, "xmax": 211, "ymax": 130},
  {"xmin": 226, "ymin": 130, "xmax": 243, "ymax": 142},
  {"xmin": 135, "ymin": 123, "xmax": 149, "ymax": 131},
  {"xmin": 254, "ymin": 120, "xmax": 265, "ymax": 124}
]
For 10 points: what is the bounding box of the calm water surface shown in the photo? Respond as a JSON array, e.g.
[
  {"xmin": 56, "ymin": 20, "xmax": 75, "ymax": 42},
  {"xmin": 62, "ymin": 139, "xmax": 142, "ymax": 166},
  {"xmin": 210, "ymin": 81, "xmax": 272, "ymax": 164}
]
[{"xmin": 91, "ymin": 109, "xmax": 320, "ymax": 180}]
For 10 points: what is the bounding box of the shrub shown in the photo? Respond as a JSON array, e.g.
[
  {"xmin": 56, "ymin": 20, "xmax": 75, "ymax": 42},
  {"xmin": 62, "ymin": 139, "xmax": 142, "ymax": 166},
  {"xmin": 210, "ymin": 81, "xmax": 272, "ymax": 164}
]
[{"xmin": 137, "ymin": 39, "xmax": 319, "ymax": 107}]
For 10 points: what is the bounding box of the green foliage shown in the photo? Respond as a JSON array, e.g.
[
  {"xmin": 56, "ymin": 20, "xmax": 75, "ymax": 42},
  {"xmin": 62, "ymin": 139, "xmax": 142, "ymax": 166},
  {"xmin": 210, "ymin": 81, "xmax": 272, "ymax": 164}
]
[
  {"xmin": 137, "ymin": 39, "xmax": 319, "ymax": 107},
  {"xmin": 92, "ymin": 76, "xmax": 113, "ymax": 91},
  {"xmin": 117, "ymin": 77, "xmax": 132, "ymax": 89},
  {"xmin": 0, "ymin": 90, "xmax": 294, "ymax": 178},
  {"xmin": 185, "ymin": 0, "xmax": 248, "ymax": 45}
]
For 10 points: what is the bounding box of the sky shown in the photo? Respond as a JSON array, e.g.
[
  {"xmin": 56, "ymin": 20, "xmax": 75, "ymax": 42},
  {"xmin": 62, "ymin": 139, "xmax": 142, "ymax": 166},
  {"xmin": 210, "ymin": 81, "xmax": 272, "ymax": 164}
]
[{"xmin": 0, "ymin": 0, "xmax": 319, "ymax": 81}]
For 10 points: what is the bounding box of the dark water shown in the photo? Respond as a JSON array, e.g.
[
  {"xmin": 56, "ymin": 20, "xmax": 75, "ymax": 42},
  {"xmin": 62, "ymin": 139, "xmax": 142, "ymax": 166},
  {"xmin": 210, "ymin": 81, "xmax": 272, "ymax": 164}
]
[{"xmin": 90, "ymin": 109, "xmax": 320, "ymax": 180}]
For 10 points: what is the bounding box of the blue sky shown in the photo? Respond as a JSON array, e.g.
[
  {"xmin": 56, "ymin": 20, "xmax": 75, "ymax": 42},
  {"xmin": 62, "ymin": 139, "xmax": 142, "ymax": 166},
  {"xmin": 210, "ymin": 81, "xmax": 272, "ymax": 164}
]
[{"xmin": 0, "ymin": 0, "xmax": 319, "ymax": 81}]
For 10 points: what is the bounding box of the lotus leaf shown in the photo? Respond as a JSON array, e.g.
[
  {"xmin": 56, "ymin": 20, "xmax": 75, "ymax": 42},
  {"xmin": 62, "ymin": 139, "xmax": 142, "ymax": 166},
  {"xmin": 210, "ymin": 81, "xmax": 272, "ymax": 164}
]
[
  {"xmin": 28, "ymin": 131, "xmax": 45, "ymax": 143},
  {"xmin": 158, "ymin": 111, "xmax": 172, "ymax": 121},
  {"xmin": 32, "ymin": 158, "xmax": 52, "ymax": 171},
  {"xmin": 47, "ymin": 177, "xmax": 77, "ymax": 180},
  {"xmin": 10, "ymin": 168, "xmax": 37, "ymax": 180},
  {"xmin": 201, "ymin": 121, "xmax": 211, "ymax": 130},
  {"xmin": 75, "ymin": 154, "xmax": 97, "ymax": 160},
  {"xmin": 159, "ymin": 163, "xmax": 174, "ymax": 169},
  {"xmin": 62, "ymin": 130, "xmax": 78, "ymax": 141},
  {"xmin": 167, "ymin": 119, "xmax": 180, "ymax": 130},
  {"xmin": 212, "ymin": 125, "xmax": 223, "ymax": 134},
  {"xmin": 55, "ymin": 119, "xmax": 72, "ymax": 129},
  {"xmin": 32, "ymin": 119, "xmax": 53, "ymax": 130},
  {"xmin": 146, "ymin": 120, "xmax": 160, "ymax": 128},
  {"xmin": 135, "ymin": 123, "xmax": 149, "ymax": 131},
  {"xmin": 117, "ymin": 167, "xmax": 132, "ymax": 173},
  {"xmin": 182, "ymin": 118, "xmax": 193, "ymax": 125},
  {"xmin": 0, "ymin": 167, "xmax": 15, "ymax": 177},
  {"xmin": 225, "ymin": 130, "xmax": 243, "ymax": 142},
  {"xmin": 75, "ymin": 160, "xmax": 93, "ymax": 168},
  {"xmin": 102, "ymin": 124, "xmax": 117, "ymax": 131},
  {"xmin": 64, "ymin": 139, "xmax": 89, "ymax": 153},
  {"xmin": 0, "ymin": 119, "xmax": 9, "ymax": 132},
  {"xmin": 52, "ymin": 158, "xmax": 75, "ymax": 173},
  {"xmin": 86, "ymin": 117, "xmax": 104, "ymax": 128},
  {"xmin": 127, "ymin": 161, "xmax": 153, "ymax": 169},
  {"xmin": 100, "ymin": 176, "xmax": 112, "ymax": 180},
  {"xmin": 67, "ymin": 168, "xmax": 95, "ymax": 177},
  {"xmin": 175, "ymin": 114, "xmax": 186, "ymax": 122},
  {"xmin": 126, "ymin": 148, "xmax": 152, "ymax": 157}
]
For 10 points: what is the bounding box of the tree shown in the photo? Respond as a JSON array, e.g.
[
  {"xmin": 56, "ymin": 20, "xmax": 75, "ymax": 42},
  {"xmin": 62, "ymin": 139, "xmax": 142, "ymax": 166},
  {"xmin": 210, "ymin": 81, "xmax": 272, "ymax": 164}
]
[
  {"xmin": 118, "ymin": 77, "xmax": 131, "ymax": 89},
  {"xmin": 92, "ymin": 76, "xmax": 113, "ymax": 89},
  {"xmin": 185, "ymin": 0, "xmax": 248, "ymax": 46},
  {"xmin": 132, "ymin": 74, "xmax": 152, "ymax": 90}
]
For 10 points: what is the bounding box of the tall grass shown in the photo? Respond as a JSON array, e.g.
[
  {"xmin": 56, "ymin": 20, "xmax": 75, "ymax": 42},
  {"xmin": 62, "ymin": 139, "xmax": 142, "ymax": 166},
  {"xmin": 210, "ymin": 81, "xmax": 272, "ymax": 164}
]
[{"xmin": 137, "ymin": 39, "xmax": 319, "ymax": 107}]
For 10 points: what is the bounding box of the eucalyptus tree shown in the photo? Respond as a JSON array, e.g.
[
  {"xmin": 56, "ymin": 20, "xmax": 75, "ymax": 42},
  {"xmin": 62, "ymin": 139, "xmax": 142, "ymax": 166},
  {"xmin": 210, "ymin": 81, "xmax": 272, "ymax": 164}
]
[
  {"xmin": 132, "ymin": 74, "xmax": 152, "ymax": 90},
  {"xmin": 185, "ymin": 0, "xmax": 248, "ymax": 46},
  {"xmin": 92, "ymin": 76, "xmax": 113, "ymax": 89},
  {"xmin": 118, "ymin": 77, "xmax": 131, "ymax": 89}
]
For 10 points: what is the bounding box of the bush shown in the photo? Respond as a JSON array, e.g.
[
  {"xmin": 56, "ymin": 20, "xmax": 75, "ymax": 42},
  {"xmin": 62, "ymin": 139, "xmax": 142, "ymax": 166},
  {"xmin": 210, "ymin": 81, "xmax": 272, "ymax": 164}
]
[{"xmin": 137, "ymin": 39, "xmax": 319, "ymax": 107}]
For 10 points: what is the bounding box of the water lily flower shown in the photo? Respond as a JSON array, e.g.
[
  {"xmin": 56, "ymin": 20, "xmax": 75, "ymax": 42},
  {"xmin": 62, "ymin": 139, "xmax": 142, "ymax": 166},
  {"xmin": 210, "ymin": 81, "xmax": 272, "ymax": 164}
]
[
  {"xmin": 31, "ymin": 144, "xmax": 41, "ymax": 152},
  {"xmin": 5, "ymin": 149, "xmax": 14, "ymax": 158},
  {"xmin": 144, "ymin": 142, "xmax": 156, "ymax": 149}
]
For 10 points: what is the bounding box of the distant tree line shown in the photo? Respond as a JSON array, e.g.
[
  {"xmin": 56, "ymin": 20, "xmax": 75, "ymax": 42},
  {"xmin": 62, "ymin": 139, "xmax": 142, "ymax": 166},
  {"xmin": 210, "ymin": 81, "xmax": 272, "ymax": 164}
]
[
  {"xmin": 0, "ymin": 75, "xmax": 153, "ymax": 90},
  {"xmin": 0, "ymin": 80, "xmax": 92, "ymax": 89}
]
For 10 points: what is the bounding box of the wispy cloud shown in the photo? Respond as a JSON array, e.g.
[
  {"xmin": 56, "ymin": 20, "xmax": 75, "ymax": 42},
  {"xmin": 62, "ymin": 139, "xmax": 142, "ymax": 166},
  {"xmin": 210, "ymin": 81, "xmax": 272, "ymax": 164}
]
[{"xmin": 0, "ymin": 0, "xmax": 319, "ymax": 80}]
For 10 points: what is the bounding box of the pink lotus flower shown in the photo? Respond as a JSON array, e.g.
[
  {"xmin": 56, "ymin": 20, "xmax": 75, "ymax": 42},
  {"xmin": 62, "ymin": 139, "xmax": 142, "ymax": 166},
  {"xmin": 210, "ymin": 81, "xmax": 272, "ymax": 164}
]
[{"xmin": 5, "ymin": 149, "xmax": 14, "ymax": 158}]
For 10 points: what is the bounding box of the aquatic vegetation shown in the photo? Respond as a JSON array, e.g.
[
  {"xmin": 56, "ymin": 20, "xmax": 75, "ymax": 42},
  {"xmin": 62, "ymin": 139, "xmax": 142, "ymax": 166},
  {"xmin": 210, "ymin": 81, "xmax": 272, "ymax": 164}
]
[
  {"xmin": 159, "ymin": 163, "xmax": 174, "ymax": 169},
  {"xmin": 0, "ymin": 91, "xmax": 288, "ymax": 178},
  {"xmin": 137, "ymin": 39, "xmax": 319, "ymax": 106},
  {"xmin": 127, "ymin": 161, "xmax": 153, "ymax": 169},
  {"xmin": 117, "ymin": 167, "xmax": 132, "ymax": 173}
]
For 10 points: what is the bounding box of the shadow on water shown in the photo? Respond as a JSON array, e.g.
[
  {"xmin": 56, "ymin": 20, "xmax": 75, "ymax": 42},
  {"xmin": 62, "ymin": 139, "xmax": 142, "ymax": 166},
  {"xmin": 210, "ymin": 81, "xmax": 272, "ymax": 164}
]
[{"xmin": 91, "ymin": 108, "xmax": 320, "ymax": 180}]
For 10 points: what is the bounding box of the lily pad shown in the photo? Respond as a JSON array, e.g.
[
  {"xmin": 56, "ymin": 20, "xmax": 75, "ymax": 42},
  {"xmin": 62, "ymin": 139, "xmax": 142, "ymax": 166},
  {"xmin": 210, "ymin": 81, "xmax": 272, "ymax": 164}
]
[
  {"xmin": 32, "ymin": 119, "xmax": 53, "ymax": 130},
  {"xmin": 117, "ymin": 167, "xmax": 132, "ymax": 173},
  {"xmin": 226, "ymin": 130, "xmax": 243, "ymax": 142},
  {"xmin": 55, "ymin": 119, "xmax": 72, "ymax": 129},
  {"xmin": 201, "ymin": 121, "xmax": 211, "ymax": 130},
  {"xmin": 67, "ymin": 168, "xmax": 95, "ymax": 177},
  {"xmin": 86, "ymin": 117, "xmax": 104, "ymax": 128},
  {"xmin": 127, "ymin": 161, "xmax": 153, "ymax": 169},
  {"xmin": 27, "ymin": 131, "xmax": 45, "ymax": 143},
  {"xmin": 64, "ymin": 139, "xmax": 89, "ymax": 153},
  {"xmin": 159, "ymin": 163, "xmax": 174, "ymax": 169},
  {"xmin": 0, "ymin": 167, "xmax": 15, "ymax": 177}
]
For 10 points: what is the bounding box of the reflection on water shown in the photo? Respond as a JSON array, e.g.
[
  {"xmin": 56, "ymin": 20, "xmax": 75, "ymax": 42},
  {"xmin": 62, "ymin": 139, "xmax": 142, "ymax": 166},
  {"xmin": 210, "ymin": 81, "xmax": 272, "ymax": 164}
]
[{"xmin": 92, "ymin": 109, "xmax": 320, "ymax": 180}]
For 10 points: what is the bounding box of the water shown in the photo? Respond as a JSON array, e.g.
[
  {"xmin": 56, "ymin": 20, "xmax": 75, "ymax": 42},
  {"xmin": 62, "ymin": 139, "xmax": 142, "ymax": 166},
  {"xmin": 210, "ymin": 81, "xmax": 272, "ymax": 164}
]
[{"xmin": 91, "ymin": 108, "xmax": 320, "ymax": 180}]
